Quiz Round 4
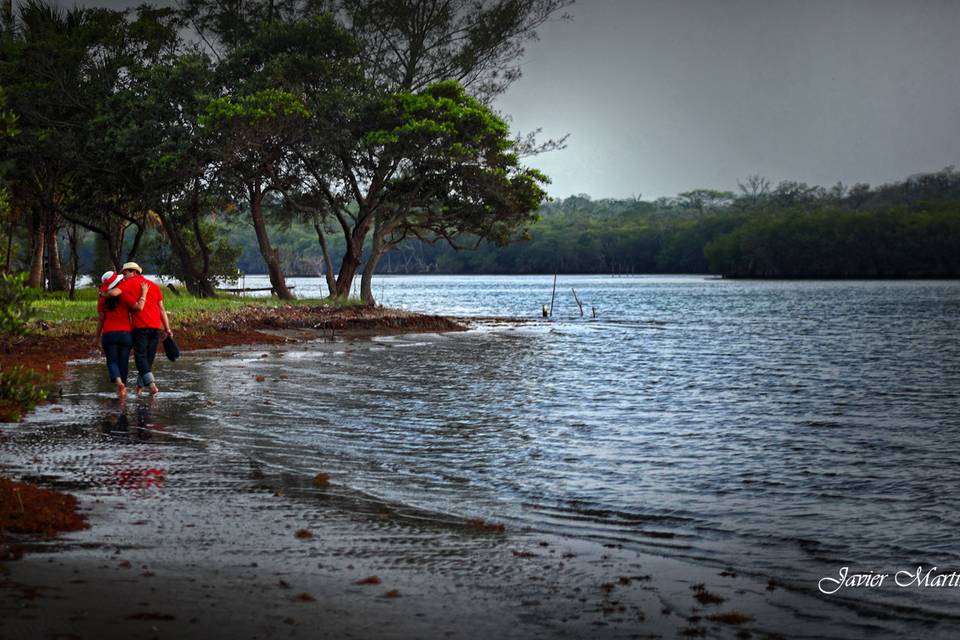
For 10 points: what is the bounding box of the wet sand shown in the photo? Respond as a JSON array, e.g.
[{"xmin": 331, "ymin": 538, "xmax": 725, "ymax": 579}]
[
  {"xmin": 0, "ymin": 318, "xmax": 944, "ymax": 639},
  {"xmin": 0, "ymin": 397, "xmax": 878, "ymax": 640}
]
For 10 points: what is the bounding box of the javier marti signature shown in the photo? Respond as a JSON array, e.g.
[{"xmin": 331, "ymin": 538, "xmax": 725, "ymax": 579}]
[{"xmin": 818, "ymin": 566, "xmax": 960, "ymax": 595}]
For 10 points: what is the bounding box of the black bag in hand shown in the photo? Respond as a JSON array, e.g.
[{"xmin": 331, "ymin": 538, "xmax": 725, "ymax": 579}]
[{"xmin": 163, "ymin": 335, "xmax": 180, "ymax": 362}]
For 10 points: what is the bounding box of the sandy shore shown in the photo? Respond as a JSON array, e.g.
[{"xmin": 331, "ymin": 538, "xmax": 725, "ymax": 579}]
[
  {"xmin": 0, "ymin": 394, "xmax": 872, "ymax": 640},
  {"xmin": 0, "ymin": 312, "xmax": 943, "ymax": 639}
]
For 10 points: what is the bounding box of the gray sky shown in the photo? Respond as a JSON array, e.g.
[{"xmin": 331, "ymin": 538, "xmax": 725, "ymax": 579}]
[
  {"xmin": 43, "ymin": 0, "xmax": 960, "ymax": 199},
  {"xmin": 497, "ymin": 0, "xmax": 960, "ymax": 198}
]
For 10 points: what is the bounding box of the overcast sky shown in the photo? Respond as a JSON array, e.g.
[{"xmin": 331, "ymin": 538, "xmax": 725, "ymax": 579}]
[
  {"xmin": 43, "ymin": 0, "xmax": 960, "ymax": 199},
  {"xmin": 497, "ymin": 0, "xmax": 960, "ymax": 199}
]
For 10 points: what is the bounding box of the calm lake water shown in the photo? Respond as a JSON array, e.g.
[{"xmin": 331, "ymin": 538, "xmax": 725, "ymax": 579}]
[
  {"xmin": 27, "ymin": 275, "xmax": 960, "ymax": 621},
  {"xmin": 235, "ymin": 274, "xmax": 960, "ymax": 616}
]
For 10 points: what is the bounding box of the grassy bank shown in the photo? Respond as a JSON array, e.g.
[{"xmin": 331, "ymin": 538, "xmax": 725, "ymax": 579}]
[{"xmin": 33, "ymin": 287, "xmax": 364, "ymax": 336}]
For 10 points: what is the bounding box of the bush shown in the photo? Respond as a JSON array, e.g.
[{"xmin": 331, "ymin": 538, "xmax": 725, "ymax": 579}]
[
  {"xmin": 0, "ymin": 273, "xmax": 37, "ymax": 336},
  {"xmin": 0, "ymin": 365, "xmax": 48, "ymax": 422}
]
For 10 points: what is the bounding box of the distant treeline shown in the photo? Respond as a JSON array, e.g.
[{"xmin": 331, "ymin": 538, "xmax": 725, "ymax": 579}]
[
  {"xmin": 59, "ymin": 166, "xmax": 960, "ymax": 279},
  {"xmin": 210, "ymin": 166, "xmax": 960, "ymax": 278},
  {"xmin": 38, "ymin": 165, "xmax": 960, "ymax": 280}
]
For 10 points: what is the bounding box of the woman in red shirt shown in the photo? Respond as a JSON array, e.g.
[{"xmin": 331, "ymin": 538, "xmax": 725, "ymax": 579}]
[{"xmin": 95, "ymin": 271, "xmax": 148, "ymax": 398}]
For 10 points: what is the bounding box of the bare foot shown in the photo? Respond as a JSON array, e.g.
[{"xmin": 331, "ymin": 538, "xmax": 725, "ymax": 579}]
[
  {"xmin": 117, "ymin": 383, "xmax": 127, "ymax": 399},
  {"xmin": 136, "ymin": 386, "xmax": 143, "ymax": 396},
  {"xmin": 149, "ymin": 383, "xmax": 159, "ymax": 395}
]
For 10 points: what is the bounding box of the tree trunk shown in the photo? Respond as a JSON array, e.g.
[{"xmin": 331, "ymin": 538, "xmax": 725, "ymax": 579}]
[
  {"xmin": 333, "ymin": 204, "xmax": 379, "ymax": 299},
  {"xmin": 190, "ymin": 218, "xmax": 216, "ymax": 297},
  {"xmin": 125, "ymin": 222, "xmax": 145, "ymax": 264},
  {"xmin": 360, "ymin": 223, "xmax": 388, "ymax": 305},
  {"xmin": 312, "ymin": 217, "xmax": 337, "ymax": 297},
  {"xmin": 2, "ymin": 0, "xmax": 11, "ymax": 33},
  {"xmin": 334, "ymin": 237, "xmax": 362, "ymax": 299},
  {"xmin": 3, "ymin": 222, "xmax": 13, "ymax": 273},
  {"xmin": 188, "ymin": 179, "xmax": 216, "ymax": 297},
  {"xmin": 108, "ymin": 237, "xmax": 122, "ymax": 272},
  {"xmin": 360, "ymin": 253, "xmax": 385, "ymax": 305},
  {"xmin": 45, "ymin": 222, "xmax": 69, "ymax": 291},
  {"xmin": 249, "ymin": 185, "xmax": 294, "ymax": 300},
  {"xmin": 68, "ymin": 223, "xmax": 79, "ymax": 300},
  {"xmin": 160, "ymin": 211, "xmax": 210, "ymax": 297},
  {"xmin": 27, "ymin": 214, "xmax": 45, "ymax": 289}
]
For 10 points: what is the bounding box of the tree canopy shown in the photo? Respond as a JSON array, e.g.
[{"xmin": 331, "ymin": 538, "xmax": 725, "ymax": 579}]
[
  {"xmin": 0, "ymin": 0, "xmax": 565, "ymax": 300},
  {"xmin": 1, "ymin": 0, "xmax": 956, "ymax": 298}
]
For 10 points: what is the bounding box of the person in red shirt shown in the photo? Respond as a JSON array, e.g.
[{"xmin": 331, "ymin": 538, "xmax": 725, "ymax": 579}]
[
  {"xmin": 95, "ymin": 271, "xmax": 148, "ymax": 398},
  {"xmin": 104, "ymin": 262, "xmax": 173, "ymax": 395}
]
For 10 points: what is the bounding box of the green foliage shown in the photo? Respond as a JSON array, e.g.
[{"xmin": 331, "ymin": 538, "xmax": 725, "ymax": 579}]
[
  {"xmin": 705, "ymin": 205, "xmax": 960, "ymax": 277},
  {"xmin": 0, "ymin": 273, "xmax": 37, "ymax": 335},
  {"xmin": 364, "ymin": 80, "xmax": 548, "ymax": 255},
  {"xmin": 364, "ymin": 81, "xmax": 509, "ymax": 149},
  {"xmin": 147, "ymin": 220, "xmax": 242, "ymax": 286},
  {"xmin": 0, "ymin": 87, "xmax": 18, "ymax": 138},
  {"xmin": 212, "ymin": 192, "xmax": 960, "ymax": 278},
  {"xmin": 200, "ymin": 89, "xmax": 310, "ymax": 126},
  {"xmin": 0, "ymin": 364, "xmax": 49, "ymax": 422}
]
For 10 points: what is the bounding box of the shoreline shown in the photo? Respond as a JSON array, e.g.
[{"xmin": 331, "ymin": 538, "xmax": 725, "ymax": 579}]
[
  {"xmin": 0, "ymin": 306, "xmax": 949, "ymax": 638},
  {"xmin": 0, "ymin": 304, "xmax": 465, "ymax": 420}
]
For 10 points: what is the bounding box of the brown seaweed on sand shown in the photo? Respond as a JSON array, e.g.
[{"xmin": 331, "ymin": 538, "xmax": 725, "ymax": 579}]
[
  {"xmin": 464, "ymin": 518, "xmax": 506, "ymax": 533},
  {"xmin": 707, "ymin": 611, "xmax": 754, "ymax": 625},
  {"xmin": 689, "ymin": 583, "xmax": 725, "ymax": 605},
  {"xmin": 0, "ymin": 479, "xmax": 89, "ymax": 538}
]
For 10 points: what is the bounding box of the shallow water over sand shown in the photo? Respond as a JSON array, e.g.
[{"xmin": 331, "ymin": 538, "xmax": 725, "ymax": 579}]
[{"xmin": 17, "ymin": 275, "xmax": 960, "ymax": 628}]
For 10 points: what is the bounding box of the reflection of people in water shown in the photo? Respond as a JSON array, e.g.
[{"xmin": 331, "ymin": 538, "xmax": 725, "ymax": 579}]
[
  {"xmin": 102, "ymin": 398, "xmax": 165, "ymax": 441},
  {"xmin": 100, "ymin": 405, "xmax": 130, "ymax": 435},
  {"xmin": 100, "ymin": 399, "xmax": 167, "ymax": 489},
  {"xmin": 135, "ymin": 398, "xmax": 167, "ymax": 438}
]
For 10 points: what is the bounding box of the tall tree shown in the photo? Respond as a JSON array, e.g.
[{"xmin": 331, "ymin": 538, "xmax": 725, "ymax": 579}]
[
  {"xmin": 0, "ymin": 87, "xmax": 17, "ymax": 273},
  {"xmin": 100, "ymin": 51, "xmax": 231, "ymax": 297},
  {"xmin": 199, "ymin": 89, "xmax": 310, "ymax": 299},
  {"xmin": 215, "ymin": 14, "xmax": 360, "ymax": 299},
  {"xmin": 0, "ymin": 2, "xmax": 182, "ymax": 281},
  {"xmin": 179, "ymin": 0, "xmax": 568, "ymax": 300},
  {"xmin": 0, "ymin": 0, "xmax": 91, "ymax": 288},
  {"xmin": 354, "ymin": 80, "xmax": 547, "ymax": 301},
  {"xmin": 305, "ymin": 0, "xmax": 570, "ymax": 299}
]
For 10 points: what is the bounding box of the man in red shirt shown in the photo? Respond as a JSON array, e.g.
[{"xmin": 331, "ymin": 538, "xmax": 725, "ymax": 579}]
[{"xmin": 107, "ymin": 262, "xmax": 173, "ymax": 395}]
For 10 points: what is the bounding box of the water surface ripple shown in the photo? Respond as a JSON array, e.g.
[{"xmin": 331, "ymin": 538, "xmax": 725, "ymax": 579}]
[{"xmin": 22, "ymin": 275, "xmax": 960, "ymax": 621}]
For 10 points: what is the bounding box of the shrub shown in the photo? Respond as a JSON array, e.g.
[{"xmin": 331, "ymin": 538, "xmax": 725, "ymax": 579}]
[
  {"xmin": 0, "ymin": 273, "xmax": 37, "ymax": 336},
  {"xmin": 0, "ymin": 365, "xmax": 49, "ymax": 422}
]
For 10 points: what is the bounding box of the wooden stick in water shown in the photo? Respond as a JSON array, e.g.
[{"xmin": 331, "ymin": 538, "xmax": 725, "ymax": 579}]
[
  {"xmin": 549, "ymin": 271, "xmax": 558, "ymax": 317},
  {"xmin": 571, "ymin": 288, "xmax": 584, "ymax": 317}
]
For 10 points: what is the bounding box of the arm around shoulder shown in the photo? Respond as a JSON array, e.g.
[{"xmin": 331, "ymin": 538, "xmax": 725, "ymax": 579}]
[{"xmin": 131, "ymin": 283, "xmax": 148, "ymax": 311}]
